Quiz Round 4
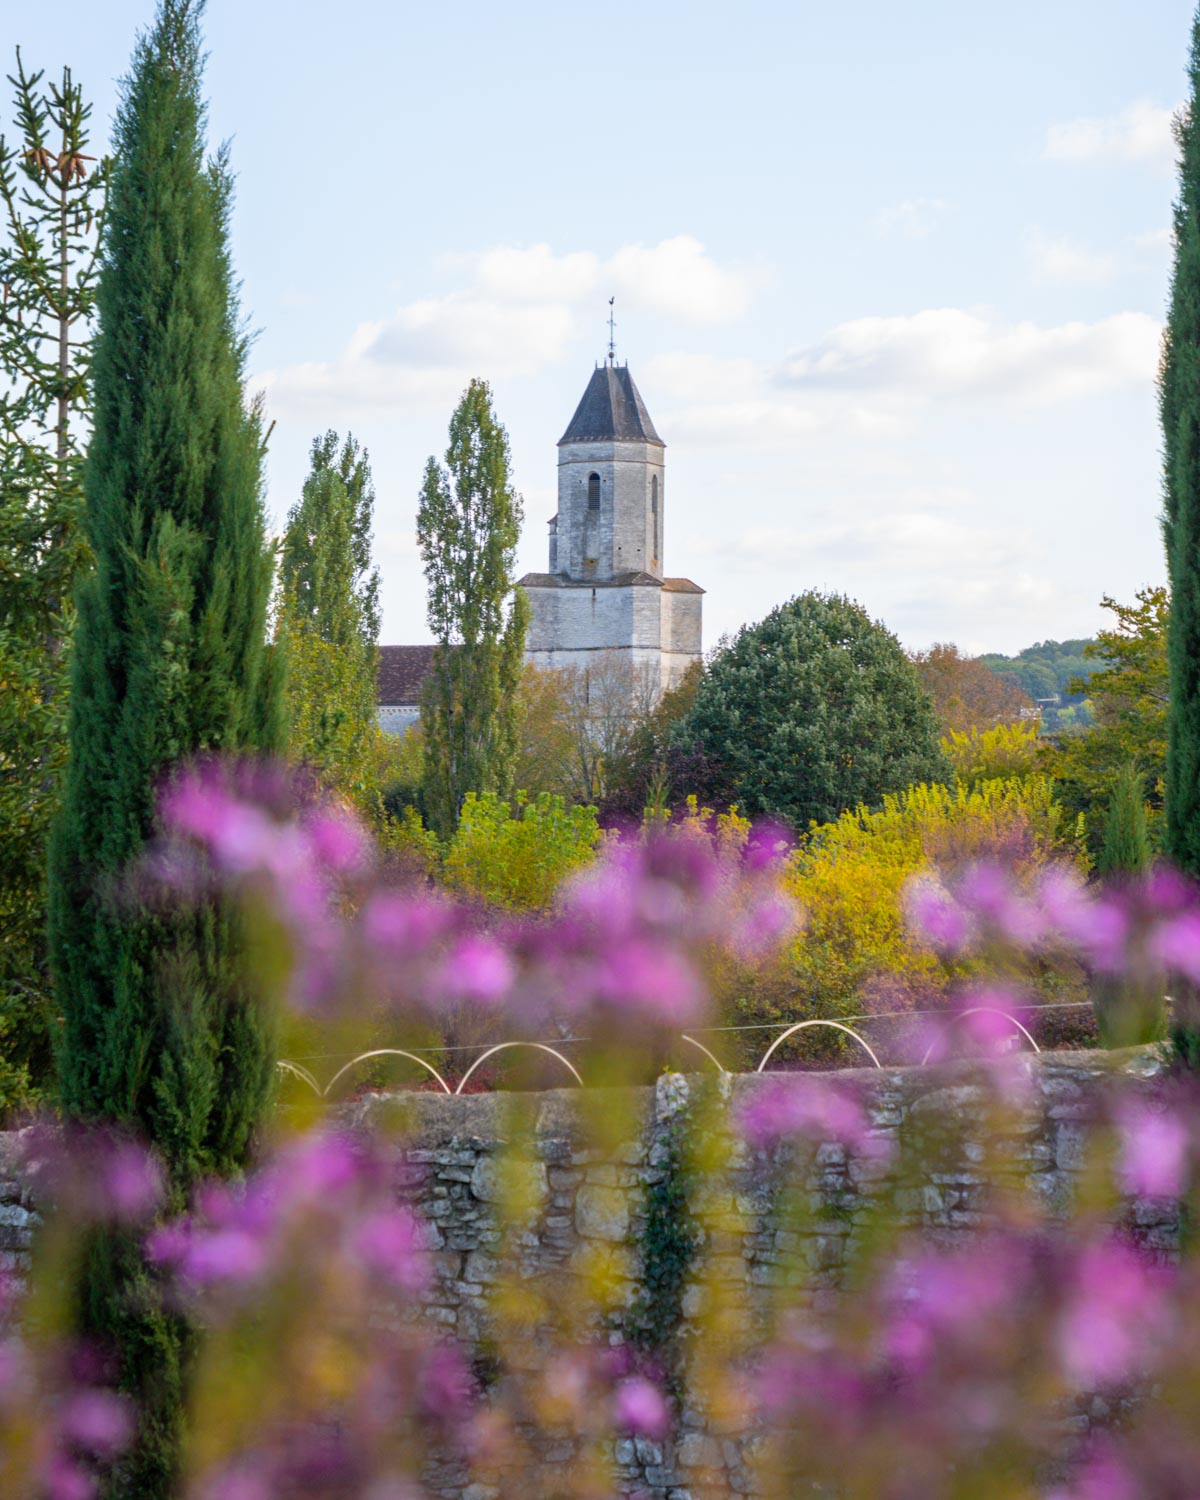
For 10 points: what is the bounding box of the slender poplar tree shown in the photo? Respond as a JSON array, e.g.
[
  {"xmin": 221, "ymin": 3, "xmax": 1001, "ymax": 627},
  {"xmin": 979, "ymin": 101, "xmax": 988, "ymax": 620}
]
[
  {"xmin": 417, "ymin": 379, "xmax": 529, "ymax": 838},
  {"xmin": 277, "ymin": 431, "xmax": 383, "ymax": 805},
  {"xmin": 47, "ymin": 2, "xmax": 282, "ymax": 1487},
  {"xmin": 1163, "ymin": 8, "xmax": 1200, "ymax": 1063}
]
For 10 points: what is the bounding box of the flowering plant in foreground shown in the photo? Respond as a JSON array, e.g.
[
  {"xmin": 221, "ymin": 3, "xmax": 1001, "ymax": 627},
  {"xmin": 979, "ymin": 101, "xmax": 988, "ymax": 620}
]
[{"xmin": 9, "ymin": 764, "xmax": 1200, "ymax": 1496}]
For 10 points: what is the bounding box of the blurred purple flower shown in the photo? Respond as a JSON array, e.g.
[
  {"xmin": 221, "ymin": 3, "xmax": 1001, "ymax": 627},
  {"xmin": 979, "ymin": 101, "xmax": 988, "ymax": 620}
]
[
  {"xmin": 1115, "ymin": 1101, "xmax": 1190, "ymax": 1200},
  {"xmin": 1058, "ymin": 1241, "xmax": 1167, "ymax": 1388},
  {"xmin": 362, "ymin": 893, "xmax": 453, "ymax": 954},
  {"xmin": 591, "ymin": 941, "xmax": 703, "ymax": 1026},
  {"xmin": 183, "ymin": 1228, "xmax": 267, "ymax": 1286},
  {"xmin": 743, "ymin": 820, "xmax": 796, "ymax": 872},
  {"xmin": 1152, "ymin": 911, "xmax": 1200, "ymax": 984},
  {"xmin": 286, "ymin": 1133, "xmax": 364, "ymax": 1199},
  {"xmin": 351, "ymin": 1208, "xmax": 428, "ymax": 1294},
  {"xmin": 306, "ymin": 810, "xmax": 370, "ymax": 874},
  {"xmin": 101, "ymin": 1141, "xmax": 164, "ymax": 1223},
  {"xmin": 613, "ymin": 1375, "xmax": 670, "ymax": 1438},
  {"xmin": 730, "ymin": 892, "xmax": 799, "ymax": 961},
  {"xmin": 883, "ymin": 1239, "xmax": 1027, "ymax": 1372},
  {"xmin": 60, "ymin": 1389, "xmax": 133, "ymax": 1455},
  {"xmin": 146, "ymin": 1219, "xmax": 191, "ymax": 1268},
  {"xmin": 1048, "ymin": 1447, "xmax": 1141, "ymax": 1500},
  {"xmin": 40, "ymin": 1455, "xmax": 94, "ymax": 1500},
  {"xmin": 440, "ymin": 936, "xmax": 513, "ymax": 1004},
  {"xmin": 419, "ymin": 1344, "xmax": 473, "ymax": 1422},
  {"xmin": 739, "ymin": 1077, "xmax": 887, "ymax": 1157},
  {"xmin": 905, "ymin": 878, "xmax": 970, "ymax": 951}
]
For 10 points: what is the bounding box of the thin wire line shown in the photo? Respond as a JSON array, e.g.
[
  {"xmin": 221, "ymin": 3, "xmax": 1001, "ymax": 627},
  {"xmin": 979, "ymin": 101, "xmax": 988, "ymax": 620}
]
[{"xmin": 282, "ymin": 1000, "xmax": 1099, "ymax": 1064}]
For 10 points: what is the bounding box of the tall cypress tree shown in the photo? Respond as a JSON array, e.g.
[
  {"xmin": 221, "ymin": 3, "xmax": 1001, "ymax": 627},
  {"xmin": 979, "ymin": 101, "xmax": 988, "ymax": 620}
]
[
  {"xmin": 1165, "ymin": 12, "xmax": 1200, "ymax": 872},
  {"xmin": 417, "ymin": 379, "xmax": 529, "ymax": 838},
  {"xmin": 47, "ymin": 2, "xmax": 282, "ymax": 1487}
]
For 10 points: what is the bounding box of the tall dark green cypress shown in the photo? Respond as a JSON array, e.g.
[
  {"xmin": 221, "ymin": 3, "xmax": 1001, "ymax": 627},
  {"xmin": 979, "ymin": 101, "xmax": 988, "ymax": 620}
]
[
  {"xmin": 1164, "ymin": 10, "xmax": 1200, "ymax": 1067},
  {"xmin": 47, "ymin": 1, "xmax": 283, "ymax": 1488},
  {"xmin": 1165, "ymin": 13, "xmax": 1200, "ymax": 871}
]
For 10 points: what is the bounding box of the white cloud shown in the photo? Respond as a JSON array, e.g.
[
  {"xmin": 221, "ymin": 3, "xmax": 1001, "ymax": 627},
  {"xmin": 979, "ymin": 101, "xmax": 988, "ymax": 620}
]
[
  {"xmin": 256, "ymin": 296, "xmax": 577, "ymax": 420},
  {"xmin": 875, "ymin": 197, "xmax": 946, "ymax": 240},
  {"xmin": 776, "ymin": 307, "xmax": 1161, "ymax": 403},
  {"xmin": 255, "ymin": 237, "xmax": 756, "ymax": 422},
  {"xmin": 446, "ymin": 243, "xmax": 601, "ymax": 303},
  {"xmin": 1027, "ymin": 232, "xmax": 1116, "ymax": 285},
  {"xmin": 367, "ymin": 293, "xmax": 574, "ymax": 371},
  {"xmin": 1134, "ymin": 226, "xmax": 1173, "ymax": 255},
  {"xmin": 1043, "ymin": 100, "xmax": 1178, "ymax": 169},
  {"xmin": 608, "ymin": 236, "xmax": 757, "ymax": 324},
  {"xmin": 641, "ymin": 350, "xmax": 909, "ymax": 449}
]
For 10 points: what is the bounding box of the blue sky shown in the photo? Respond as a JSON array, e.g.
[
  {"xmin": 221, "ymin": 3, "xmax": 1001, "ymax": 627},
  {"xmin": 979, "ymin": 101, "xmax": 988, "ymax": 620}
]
[{"xmin": 15, "ymin": 0, "xmax": 1195, "ymax": 652}]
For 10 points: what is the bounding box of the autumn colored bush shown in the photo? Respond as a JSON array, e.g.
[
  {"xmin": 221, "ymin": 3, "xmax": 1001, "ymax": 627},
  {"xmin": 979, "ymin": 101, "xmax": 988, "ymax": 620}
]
[
  {"xmin": 942, "ymin": 720, "xmax": 1042, "ymax": 791},
  {"xmin": 441, "ymin": 790, "xmax": 602, "ymax": 911},
  {"xmin": 718, "ymin": 776, "xmax": 1089, "ymax": 1067}
]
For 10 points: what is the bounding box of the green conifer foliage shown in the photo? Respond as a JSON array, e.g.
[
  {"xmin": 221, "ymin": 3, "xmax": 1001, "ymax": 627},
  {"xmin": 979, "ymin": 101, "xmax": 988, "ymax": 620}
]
[
  {"xmin": 1097, "ymin": 764, "xmax": 1152, "ymax": 879},
  {"xmin": 0, "ymin": 50, "xmax": 109, "ymax": 1110},
  {"xmin": 417, "ymin": 379, "xmax": 529, "ymax": 837},
  {"xmin": 47, "ymin": 3, "xmax": 282, "ymax": 1486},
  {"xmin": 1165, "ymin": 15, "xmax": 1200, "ymax": 872},
  {"xmin": 1163, "ymin": 9, "xmax": 1200, "ymax": 1065}
]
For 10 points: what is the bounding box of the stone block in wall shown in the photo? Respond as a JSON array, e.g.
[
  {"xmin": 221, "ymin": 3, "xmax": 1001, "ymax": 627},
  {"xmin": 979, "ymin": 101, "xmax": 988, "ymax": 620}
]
[{"xmin": 575, "ymin": 1183, "xmax": 631, "ymax": 1242}]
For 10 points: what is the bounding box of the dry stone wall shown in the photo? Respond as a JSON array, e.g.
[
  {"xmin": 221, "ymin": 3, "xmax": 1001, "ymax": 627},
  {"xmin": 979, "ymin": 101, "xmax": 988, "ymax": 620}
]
[
  {"xmin": 0, "ymin": 1050, "xmax": 1174, "ymax": 1498},
  {"xmin": 347, "ymin": 1049, "xmax": 1173, "ymax": 1497}
]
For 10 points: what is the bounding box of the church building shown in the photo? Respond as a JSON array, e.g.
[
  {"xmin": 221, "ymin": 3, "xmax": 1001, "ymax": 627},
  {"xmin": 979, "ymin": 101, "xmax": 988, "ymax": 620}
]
[
  {"xmin": 518, "ymin": 358, "xmax": 703, "ymax": 694},
  {"xmin": 376, "ymin": 357, "xmax": 702, "ymax": 728}
]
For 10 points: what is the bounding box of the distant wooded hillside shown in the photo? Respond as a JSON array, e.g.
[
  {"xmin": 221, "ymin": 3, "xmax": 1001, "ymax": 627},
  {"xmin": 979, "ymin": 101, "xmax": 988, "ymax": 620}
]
[{"xmin": 977, "ymin": 639, "xmax": 1103, "ymax": 732}]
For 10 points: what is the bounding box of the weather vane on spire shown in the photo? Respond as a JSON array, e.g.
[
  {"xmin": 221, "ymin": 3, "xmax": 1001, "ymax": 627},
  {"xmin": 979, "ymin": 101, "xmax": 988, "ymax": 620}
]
[{"xmin": 607, "ymin": 297, "xmax": 616, "ymax": 364}]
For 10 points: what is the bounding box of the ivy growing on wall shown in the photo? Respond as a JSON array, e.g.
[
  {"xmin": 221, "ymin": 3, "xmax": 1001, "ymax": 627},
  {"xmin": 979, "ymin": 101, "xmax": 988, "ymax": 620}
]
[{"xmin": 626, "ymin": 1081, "xmax": 702, "ymax": 1389}]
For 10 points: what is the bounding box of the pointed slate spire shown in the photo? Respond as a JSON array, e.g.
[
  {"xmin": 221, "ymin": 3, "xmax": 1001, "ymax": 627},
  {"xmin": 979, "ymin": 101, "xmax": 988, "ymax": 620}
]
[{"xmin": 558, "ymin": 364, "xmax": 665, "ymax": 447}]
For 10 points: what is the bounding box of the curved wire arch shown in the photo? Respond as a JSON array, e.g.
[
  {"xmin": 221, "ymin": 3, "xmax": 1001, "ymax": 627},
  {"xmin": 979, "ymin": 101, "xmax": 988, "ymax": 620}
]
[
  {"xmin": 757, "ymin": 1020, "xmax": 882, "ymax": 1073},
  {"xmin": 276, "ymin": 1059, "xmax": 323, "ymax": 1096},
  {"xmin": 454, "ymin": 1042, "xmax": 583, "ymax": 1095},
  {"xmin": 679, "ymin": 1034, "xmax": 730, "ymax": 1075},
  {"xmin": 920, "ymin": 1007, "xmax": 1041, "ymax": 1066},
  {"xmin": 322, "ymin": 1049, "xmax": 452, "ymax": 1097}
]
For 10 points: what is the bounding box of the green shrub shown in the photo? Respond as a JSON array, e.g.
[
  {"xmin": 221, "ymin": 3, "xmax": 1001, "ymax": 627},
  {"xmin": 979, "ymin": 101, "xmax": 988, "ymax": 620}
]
[{"xmin": 442, "ymin": 791, "xmax": 601, "ymax": 910}]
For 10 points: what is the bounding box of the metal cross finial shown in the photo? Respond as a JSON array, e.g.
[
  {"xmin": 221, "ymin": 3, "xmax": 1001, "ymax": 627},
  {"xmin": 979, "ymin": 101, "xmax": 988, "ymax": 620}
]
[{"xmin": 607, "ymin": 297, "xmax": 616, "ymax": 364}]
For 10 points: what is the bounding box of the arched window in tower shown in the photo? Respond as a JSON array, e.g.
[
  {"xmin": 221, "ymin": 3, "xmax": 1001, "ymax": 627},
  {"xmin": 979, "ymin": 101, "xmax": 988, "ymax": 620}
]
[
  {"xmin": 587, "ymin": 472, "xmax": 601, "ymax": 511},
  {"xmin": 651, "ymin": 475, "xmax": 659, "ymax": 561}
]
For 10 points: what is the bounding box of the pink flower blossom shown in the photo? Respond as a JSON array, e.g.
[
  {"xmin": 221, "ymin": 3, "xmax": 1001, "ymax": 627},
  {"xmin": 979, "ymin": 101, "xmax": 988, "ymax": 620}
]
[
  {"xmin": 613, "ymin": 1375, "xmax": 670, "ymax": 1438},
  {"xmin": 40, "ymin": 1455, "xmax": 94, "ymax": 1500},
  {"xmin": 905, "ymin": 878, "xmax": 970, "ymax": 951},
  {"xmin": 1152, "ymin": 910, "xmax": 1200, "ymax": 983},
  {"xmin": 738, "ymin": 1077, "xmax": 886, "ymax": 1157},
  {"xmin": 1115, "ymin": 1101, "xmax": 1190, "ymax": 1200},
  {"xmin": 101, "ymin": 1142, "xmax": 164, "ymax": 1222},
  {"xmin": 591, "ymin": 941, "xmax": 703, "ymax": 1026},
  {"xmin": 183, "ymin": 1228, "xmax": 268, "ymax": 1286},
  {"xmin": 351, "ymin": 1209, "xmax": 429, "ymax": 1293},
  {"xmin": 60, "ymin": 1390, "xmax": 133, "ymax": 1455},
  {"xmin": 440, "ymin": 936, "xmax": 513, "ymax": 1004},
  {"xmin": 306, "ymin": 810, "xmax": 370, "ymax": 874},
  {"xmin": 1057, "ymin": 1241, "xmax": 1167, "ymax": 1388}
]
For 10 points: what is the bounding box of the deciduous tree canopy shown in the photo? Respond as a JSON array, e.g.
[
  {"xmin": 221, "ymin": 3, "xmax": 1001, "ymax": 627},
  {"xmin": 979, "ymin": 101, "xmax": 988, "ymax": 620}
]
[{"xmin": 910, "ymin": 642, "xmax": 1033, "ymax": 735}]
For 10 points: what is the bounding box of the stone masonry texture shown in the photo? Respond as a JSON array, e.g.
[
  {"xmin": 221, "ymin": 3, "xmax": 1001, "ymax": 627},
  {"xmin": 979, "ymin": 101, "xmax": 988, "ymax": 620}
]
[{"xmin": 0, "ymin": 1051, "xmax": 1172, "ymax": 1497}]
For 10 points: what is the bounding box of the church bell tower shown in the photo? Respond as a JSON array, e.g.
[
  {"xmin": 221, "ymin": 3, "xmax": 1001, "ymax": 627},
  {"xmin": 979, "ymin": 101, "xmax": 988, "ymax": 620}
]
[{"xmin": 519, "ymin": 353, "xmax": 703, "ymax": 697}]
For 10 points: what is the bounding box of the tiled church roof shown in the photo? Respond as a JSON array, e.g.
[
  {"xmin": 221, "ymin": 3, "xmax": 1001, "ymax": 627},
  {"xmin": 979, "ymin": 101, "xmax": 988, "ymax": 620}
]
[
  {"xmin": 376, "ymin": 644, "xmax": 435, "ymax": 705},
  {"xmin": 558, "ymin": 364, "xmax": 664, "ymax": 447}
]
